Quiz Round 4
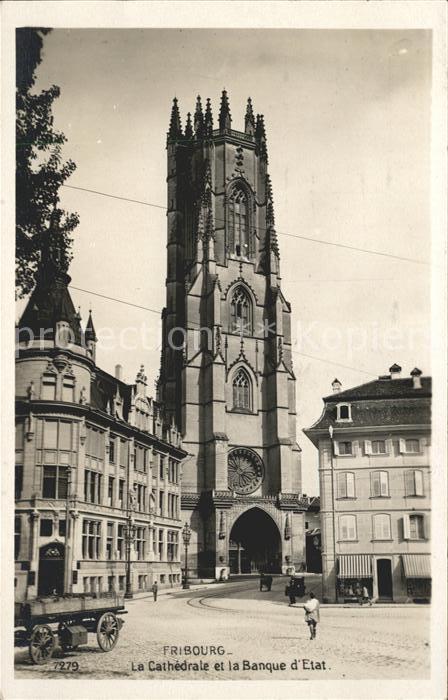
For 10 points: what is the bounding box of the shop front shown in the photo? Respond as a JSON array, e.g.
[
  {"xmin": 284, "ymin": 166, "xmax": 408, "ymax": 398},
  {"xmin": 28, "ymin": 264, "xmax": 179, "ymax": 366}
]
[
  {"xmin": 337, "ymin": 554, "xmax": 373, "ymax": 603},
  {"xmin": 402, "ymin": 554, "xmax": 431, "ymax": 603}
]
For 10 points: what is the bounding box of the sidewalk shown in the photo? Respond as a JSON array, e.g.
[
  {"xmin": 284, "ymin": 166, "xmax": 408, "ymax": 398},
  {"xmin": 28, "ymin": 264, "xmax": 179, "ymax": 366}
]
[
  {"xmin": 128, "ymin": 581, "xmax": 228, "ymax": 601},
  {"xmin": 128, "ymin": 581, "xmax": 425, "ymax": 607}
]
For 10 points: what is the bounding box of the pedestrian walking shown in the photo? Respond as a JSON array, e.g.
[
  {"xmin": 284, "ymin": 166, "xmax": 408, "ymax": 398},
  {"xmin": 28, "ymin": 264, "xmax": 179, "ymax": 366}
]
[
  {"xmin": 151, "ymin": 580, "xmax": 158, "ymax": 602},
  {"xmin": 361, "ymin": 585, "xmax": 372, "ymax": 606},
  {"xmin": 286, "ymin": 577, "xmax": 296, "ymax": 606},
  {"xmin": 303, "ymin": 592, "xmax": 320, "ymax": 640}
]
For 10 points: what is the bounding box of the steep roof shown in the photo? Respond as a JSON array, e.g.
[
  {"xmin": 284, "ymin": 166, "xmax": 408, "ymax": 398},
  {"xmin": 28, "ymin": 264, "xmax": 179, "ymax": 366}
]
[
  {"xmin": 18, "ymin": 268, "xmax": 83, "ymax": 345},
  {"xmin": 305, "ymin": 375, "xmax": 431, "ymax": 435},
  {"xmin": 323, "ymin": 376, "xmax": 431, "ymax": 402}
]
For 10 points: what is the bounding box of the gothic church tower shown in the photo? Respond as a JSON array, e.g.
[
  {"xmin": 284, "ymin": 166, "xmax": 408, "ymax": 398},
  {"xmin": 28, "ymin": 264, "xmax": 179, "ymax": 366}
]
[{"xmin": 159, "ymin": 92, "xmax": 305, "ymax": 578}]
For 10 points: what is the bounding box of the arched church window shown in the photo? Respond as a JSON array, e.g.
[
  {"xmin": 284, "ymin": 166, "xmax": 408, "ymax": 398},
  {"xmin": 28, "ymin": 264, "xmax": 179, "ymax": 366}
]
[
  {"xmin": 232, "ymin": 368, "xmax": 251, "ymax": 411},
  {"xmin": 230, "ymin": 287, "xmax": 252, "ymax": 335},
  {"xmin": 228, "ymin": 187, "xmax": 250, "ymax": 257}
]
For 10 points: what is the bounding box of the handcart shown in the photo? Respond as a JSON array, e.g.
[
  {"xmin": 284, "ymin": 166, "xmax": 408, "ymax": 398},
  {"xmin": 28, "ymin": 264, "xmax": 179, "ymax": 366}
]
[{"xmin": 14, "ymin": 593, "xmax": 127, "ymax": 665}]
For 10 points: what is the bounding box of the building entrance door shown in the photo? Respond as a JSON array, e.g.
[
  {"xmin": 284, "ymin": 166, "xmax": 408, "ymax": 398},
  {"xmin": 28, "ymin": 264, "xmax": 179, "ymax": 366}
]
[
  {"xmin": 228, "ymin": 507, "xmax": 281, "ymax": 574},
  {"xmin": 376, "ymin": 558, "xmax": 393, "ymax": 599},
  {"xmin": 38, "ymin": 542, "xmax": 65, "ymax": 595}
]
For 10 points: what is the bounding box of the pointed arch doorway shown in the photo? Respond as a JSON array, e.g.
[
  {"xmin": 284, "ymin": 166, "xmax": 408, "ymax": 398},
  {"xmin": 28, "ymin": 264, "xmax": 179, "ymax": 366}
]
[{"xmin": 229, "ymin": 508, "xmax": 282, "ymax": 574}]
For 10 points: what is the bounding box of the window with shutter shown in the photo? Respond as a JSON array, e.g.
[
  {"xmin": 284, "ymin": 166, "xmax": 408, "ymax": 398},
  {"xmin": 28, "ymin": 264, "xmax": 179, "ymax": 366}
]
[
  {"xmin": 372, "ymin": 440, "xmax": 386, "ymax": 454},
  {"xmin": 338, "ymin": 441, "xmax": 352, "ymax": 456},
  {"xmin": 405, "ymin": 439, "xmax": 420, "ymax": 453},
  {"xmin": 414, "ymin": 470, "xmax": 424, "ymax": 496},
  {"xmin": 338, "ymin": 472, "xmax": 355, "ymax": 498},
  {"xmin": 339, "ymin": 514, "xmax": 357, "ymax": 541},
  {"xmin": 409, "ymin": 514, "xmax": 425, "ymax": 539},
  {"xmin": 373, "ymin": 513, "xmax": 391, "ymax": 540},
  {"xmin": 405, "ymin": 469, "xmax": 424, "ymax": 497},
  {"xmin": 372, "ymin": 471, "xmax": 389, "ymax": 497},
  {"xmin": 402, "ymin": 514, "xmax": 410, "ymax": 539}
]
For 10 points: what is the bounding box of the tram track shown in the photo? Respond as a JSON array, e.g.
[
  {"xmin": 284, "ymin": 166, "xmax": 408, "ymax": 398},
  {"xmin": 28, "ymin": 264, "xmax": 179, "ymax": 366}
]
[
  {"xmin": 186, "ymin": 583, "xmax": 261, "ymax": 613},
  {"xmin": 185, "ymin": 580, "xmax": 321, "ymax": 615}
]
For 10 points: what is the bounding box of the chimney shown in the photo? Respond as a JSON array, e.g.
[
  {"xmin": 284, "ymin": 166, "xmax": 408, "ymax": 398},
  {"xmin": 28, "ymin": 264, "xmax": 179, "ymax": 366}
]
[
  {"xmin": 410, "ymin": 367, "xmax": 422, "ymax": 389},
  {"xmin": 331, "ymin": 378, "xmax": 342, "ymax": 394},
  {"xmin": 389, "ymin": 363, "xmax": 402, "ymax": 379},
  {"xmin": 115, "ymin": 364, "xmax": 123, "ymax": 381}
]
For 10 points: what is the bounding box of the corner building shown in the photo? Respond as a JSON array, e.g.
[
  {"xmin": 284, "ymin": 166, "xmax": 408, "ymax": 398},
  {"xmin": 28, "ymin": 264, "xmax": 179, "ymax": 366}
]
[
  {"xmin": 15, "ymin": 260, "xmax": 186, "ymax": 599},
  {"xmin": 158, "ymin": 92, "xmax": 306, "ymax": 578},
  {"xmin": 304, "ymin": 365, "xmax": 431, "ymax": 603}
]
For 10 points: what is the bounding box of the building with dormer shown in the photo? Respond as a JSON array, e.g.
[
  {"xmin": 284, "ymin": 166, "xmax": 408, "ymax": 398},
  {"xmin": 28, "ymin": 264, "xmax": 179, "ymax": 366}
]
[
  {"xmin": 15, "ymin": 256, "xmax": 186, "ymax": 599},
  {"xmin": 157, "ymin": 92, "xmax": 306, "ymax": 578},
  {"xmin": 304, "ymin": 364, "xmax": 431, "ymax": 603}
]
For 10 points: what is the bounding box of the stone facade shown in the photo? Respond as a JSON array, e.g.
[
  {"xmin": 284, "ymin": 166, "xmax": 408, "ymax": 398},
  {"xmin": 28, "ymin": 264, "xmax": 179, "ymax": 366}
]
[
  {"xmin": 304, "ymin": 366, "xmax": 431, "ymax": 603},
  {"xmin": 158, "ymin": 92, "xmax": 306, "ymax": 578},
  {"xmin": 15, "ymin": 265, "xmax": 186, "ymax": 600}
]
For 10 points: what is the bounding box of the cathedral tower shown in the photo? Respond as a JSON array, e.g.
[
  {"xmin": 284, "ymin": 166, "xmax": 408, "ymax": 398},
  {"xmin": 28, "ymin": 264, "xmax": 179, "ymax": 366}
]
[{"xmin": 159, "ymin": 92, "xmax": 306, "ymax": 578}]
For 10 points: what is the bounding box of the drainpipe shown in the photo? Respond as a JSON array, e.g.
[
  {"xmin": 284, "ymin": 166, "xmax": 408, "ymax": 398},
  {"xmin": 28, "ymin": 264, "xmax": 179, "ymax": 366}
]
[{"xmin": 328, "ymin": 424, "xmax": 337, "ymax": 603}]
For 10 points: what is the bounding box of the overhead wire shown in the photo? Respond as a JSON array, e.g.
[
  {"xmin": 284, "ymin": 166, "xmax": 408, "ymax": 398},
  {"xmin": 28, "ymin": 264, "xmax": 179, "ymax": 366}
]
[
  {"xmin": 62, "ymin": 183, "xmax": 430, "ymax": 266},
  {"xmin": 69, "ymin": 283, "xmax": 377, "ymax": 377}
]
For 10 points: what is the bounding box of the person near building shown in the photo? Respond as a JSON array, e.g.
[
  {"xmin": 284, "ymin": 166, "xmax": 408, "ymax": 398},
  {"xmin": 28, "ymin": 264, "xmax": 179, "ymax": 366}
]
[
  {"xmin": 303, "ymin": 592, "xmax": 320, "ymax": 640},
  {"xmin": 286, "ymin": 577, "xmax": 296, "ymax": 606},
  {"xmin": 361, "ymin": 585, "xmax": 372, "ymax": 606},
  {"xmin": 152, "ymin": 580, "xmax": 158, "ymax": 602}
]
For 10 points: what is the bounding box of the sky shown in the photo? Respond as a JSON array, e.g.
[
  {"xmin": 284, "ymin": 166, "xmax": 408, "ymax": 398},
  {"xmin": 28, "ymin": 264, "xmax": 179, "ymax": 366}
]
[{"xmin": 20, "ymin": 28, "xmax": 432, "ymax": 493}]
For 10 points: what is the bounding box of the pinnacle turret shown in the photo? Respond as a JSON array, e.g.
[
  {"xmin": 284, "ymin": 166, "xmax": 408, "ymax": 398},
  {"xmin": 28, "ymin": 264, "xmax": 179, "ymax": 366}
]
[
  {"xmin": 194, "ymin": 95, "xmax": 204, "ymax": 137},
  {"xmin": 185, "ymin": 111, "xmax": 193, "ymax": 139},
  {"xmin": 167, "ymin": 97, "xmax": 182, "ymax": 140},
  {"xmin": 255, "ymin": 114, "xmax": 268, "ymax": 160},
  {"xmin": 85, "ymin": 308, "xmax": 97, "ymax": 343},
  {"xmin": 204, "ymin": 98, "xmax": 214, "ymax": 137},
  {"xmin": 218, "ymin": 89, "xmax": 232, "ymax": 132},
  {"xmin": 245, "ymin": 97, "xmax": 255, "ymax": 136}
]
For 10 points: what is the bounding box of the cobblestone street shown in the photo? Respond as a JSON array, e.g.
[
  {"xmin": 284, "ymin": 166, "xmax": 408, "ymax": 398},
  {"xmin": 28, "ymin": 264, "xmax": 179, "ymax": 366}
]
[{"xmin": 15, "ymin": 576, "xmax": 430, "ymax": 681}]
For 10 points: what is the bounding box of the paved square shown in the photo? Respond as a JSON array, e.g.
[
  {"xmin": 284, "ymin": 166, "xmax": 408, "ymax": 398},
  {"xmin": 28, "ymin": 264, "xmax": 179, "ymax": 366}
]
[{"xmin": 15, "ymin": 577, "xmax": 430, "ymax": 680}]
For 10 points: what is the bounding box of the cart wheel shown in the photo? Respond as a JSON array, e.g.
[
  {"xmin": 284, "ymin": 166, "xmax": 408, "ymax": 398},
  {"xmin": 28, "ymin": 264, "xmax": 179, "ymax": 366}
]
[
  {"xmin": 29, "ymin": 625, "xmax": 55, "ymax": 665},
  {"xmin": 96, "ymin": 612, "xmax": 119, "ymax": 652}
]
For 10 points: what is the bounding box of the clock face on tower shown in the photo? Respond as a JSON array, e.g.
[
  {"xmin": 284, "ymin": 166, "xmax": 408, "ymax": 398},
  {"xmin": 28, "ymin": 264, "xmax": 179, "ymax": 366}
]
[{"xmin": 227, "ymin": 448, "xmax": 265, "ymax": 495}]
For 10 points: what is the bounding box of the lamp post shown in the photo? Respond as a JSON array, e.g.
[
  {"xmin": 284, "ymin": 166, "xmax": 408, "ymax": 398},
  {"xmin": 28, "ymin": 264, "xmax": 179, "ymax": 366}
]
[
  {"xmin": 182, "ymin": 522, "xmax": 191, "ymax": 590},
  {"xmin": 63, "ymin": 467, "xmax": 73, "ymax": 595},
  {"xmin": 124, "ymin": 489, "xmax": 137, "ymax": 599}
]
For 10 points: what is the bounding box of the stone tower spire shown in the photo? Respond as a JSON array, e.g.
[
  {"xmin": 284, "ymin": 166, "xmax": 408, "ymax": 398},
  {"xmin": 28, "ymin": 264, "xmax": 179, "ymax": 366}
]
[
  {"xmin": 167, "ymin": 97, "xmax": 182, "ymax": 140},
  {"xmin": 160, "ymin": 94, "xmax": 304, "ymax": 580},
  {"xmin": 218, "ymin": 89, "xmax": 232, "ymax": 132}
]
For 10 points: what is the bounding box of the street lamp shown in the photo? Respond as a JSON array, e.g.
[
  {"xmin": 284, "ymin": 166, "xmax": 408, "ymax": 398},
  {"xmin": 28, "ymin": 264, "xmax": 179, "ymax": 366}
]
[
  {"xmin": 124, "ymin": 488, "xmax": 137, "ymax": 599},
  {"xmin": 182, "ymin": 522, "xmax": 192, "ymax": 590},
  {"xmin": 124, "ymin": 519, "xmax": 137, "ymax": 599}
]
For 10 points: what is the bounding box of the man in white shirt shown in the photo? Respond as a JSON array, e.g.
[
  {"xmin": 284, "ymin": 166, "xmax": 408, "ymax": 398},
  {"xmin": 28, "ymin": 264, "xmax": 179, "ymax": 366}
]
[{"xmin": 303, "ymin": 592, "xmax": 320, "ymax": 640}]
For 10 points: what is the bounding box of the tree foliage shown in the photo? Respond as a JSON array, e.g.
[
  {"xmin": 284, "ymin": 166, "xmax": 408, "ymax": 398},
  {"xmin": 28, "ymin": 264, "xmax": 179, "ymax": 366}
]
[{"xmin": 16, "ymin": 28, "xmax": 79, "ymax": 298}]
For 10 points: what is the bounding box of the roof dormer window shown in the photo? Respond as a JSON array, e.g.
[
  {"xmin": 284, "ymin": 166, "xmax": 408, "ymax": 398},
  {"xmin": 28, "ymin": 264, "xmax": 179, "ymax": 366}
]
[{"xmin": 336, "ymin": 403, "xmax": 352, "ymax": 422}]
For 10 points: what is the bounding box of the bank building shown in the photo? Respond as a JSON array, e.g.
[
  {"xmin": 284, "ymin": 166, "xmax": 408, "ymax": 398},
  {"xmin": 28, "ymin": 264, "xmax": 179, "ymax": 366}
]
[
  {"xmin": 15, "ymin": 248, "xmax": 186, "ymax": 599},
  {"xmin": 157, "ymin": 91, "xmax": 307, "ymax": 579}
]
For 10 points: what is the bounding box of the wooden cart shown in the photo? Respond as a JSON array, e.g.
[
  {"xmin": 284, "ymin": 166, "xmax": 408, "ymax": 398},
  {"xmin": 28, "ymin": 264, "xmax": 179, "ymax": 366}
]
[{"xmin": 14, "ymin": 593, "xmax": 127, "ymax": 665}]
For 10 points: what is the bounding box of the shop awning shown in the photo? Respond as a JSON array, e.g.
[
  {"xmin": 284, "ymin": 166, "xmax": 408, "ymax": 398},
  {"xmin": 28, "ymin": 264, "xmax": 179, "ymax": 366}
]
[
  {"xmin": 338, "ymin": 554, "xmax": 372, "ymax": 578},
  {"xmin": 402, "ymin": 554, "xmax": 431, "ymax": 579}
]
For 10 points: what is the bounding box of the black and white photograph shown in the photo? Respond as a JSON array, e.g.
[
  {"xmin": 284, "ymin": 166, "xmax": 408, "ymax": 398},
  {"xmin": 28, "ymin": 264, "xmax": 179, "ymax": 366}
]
[{"xmin": 2, "ymin": 2, "xmax": 447, "ymax": 699}]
